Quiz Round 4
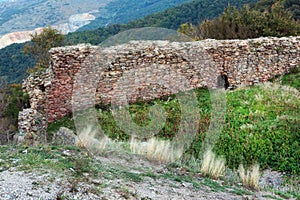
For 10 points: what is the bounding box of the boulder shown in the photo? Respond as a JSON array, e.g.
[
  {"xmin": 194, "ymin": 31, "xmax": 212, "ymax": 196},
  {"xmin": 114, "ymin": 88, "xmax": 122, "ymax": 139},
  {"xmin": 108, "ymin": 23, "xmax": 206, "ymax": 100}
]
[{"xmin": 52, "ymin": 127, "xmax": 77, "ymax": 146}]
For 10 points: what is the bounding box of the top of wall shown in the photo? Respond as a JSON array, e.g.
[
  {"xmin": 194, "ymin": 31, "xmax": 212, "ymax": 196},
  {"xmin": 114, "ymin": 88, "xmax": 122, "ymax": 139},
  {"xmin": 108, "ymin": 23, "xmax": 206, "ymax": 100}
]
[{"xmin": 49, "ymin": 36, "xmax": 300, "ymax": 53}]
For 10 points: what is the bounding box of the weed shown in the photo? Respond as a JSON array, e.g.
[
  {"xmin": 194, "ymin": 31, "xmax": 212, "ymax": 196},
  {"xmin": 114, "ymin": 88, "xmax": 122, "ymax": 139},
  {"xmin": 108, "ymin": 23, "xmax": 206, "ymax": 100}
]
[
  {"xmin": 202, "ymin": 178, "xmax": 226, "ymax": 192},
  {"xmin": 75, "ymin": 126, "xmax": 109, "ymax": 155},
  {"xmin": 47, "ymin": 116, "xmax": 75, "ymax": 138},
  {"xmin": 130, "ymin": 138, "xmax": 183, "ymax": 163},
  {"xmin": 122, "ymin": 171, "xmax": 143, "ymax": 182},
  {"xmin": 200, "ymin": 150, "xmax": 226, "ymax": 180},
  {"xmin": 230, "ymin": 187, "xmax": 253, "ymax": 196},
  {"xmin": 261, "ymin": 194, "xmax": 278, "ymax": 199},
  {"xmin": 238, "ymin": 163, "xmax": 260, "ymax": 190}
]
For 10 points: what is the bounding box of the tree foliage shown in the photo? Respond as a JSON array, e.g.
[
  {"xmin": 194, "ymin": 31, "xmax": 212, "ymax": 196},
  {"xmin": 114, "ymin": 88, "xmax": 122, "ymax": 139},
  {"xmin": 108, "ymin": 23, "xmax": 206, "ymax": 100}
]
[
  {"xmin": 179, "ymin": 1, "xmax": 300, "ymax": 40},
  {"xmin": 66, "ymin": 0, "xmax": 258, "ymax": 45},
  {"xmin": 254, "ymin": 0, "xmax": 300, "ymax": 20},
  {"xmin": 0, "ymin": 0, "xmax": 258, "ymax": 84},
  {"xmin": 3, "ymin": 84, "xmax": 29, "ymax": 123},
  {"xmin": 0, "ymin": 43, "xmax": 35, "ymax": 84},
  {"xmin": 0, "ymin": 84, "xmax": 29, "ymax": 143},
  {"xmin": 24, "ymin": 27, "xmax": 64, "ymax": 72},
  {"xmin": 178, "ymin": 23, "xmax": 200, "ymax": 40}
]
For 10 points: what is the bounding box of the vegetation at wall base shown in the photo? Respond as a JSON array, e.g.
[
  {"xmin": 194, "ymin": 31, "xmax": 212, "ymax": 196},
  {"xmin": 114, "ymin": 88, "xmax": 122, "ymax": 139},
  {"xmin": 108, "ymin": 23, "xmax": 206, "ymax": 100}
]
[
  {"xmin": 47, "ymin": 70, "xmax": 300, "ymax": 175},
  {"xmin": 281, "ymin": 67, "xmax": 300, "ymax": 90}
]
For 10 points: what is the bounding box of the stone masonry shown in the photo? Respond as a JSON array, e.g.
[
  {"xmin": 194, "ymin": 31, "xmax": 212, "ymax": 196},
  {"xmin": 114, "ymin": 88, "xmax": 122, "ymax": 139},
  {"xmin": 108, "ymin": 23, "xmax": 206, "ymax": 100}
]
[{"xmin": 18, "ymin": 37, "xmax": 300, "ymax": 140}]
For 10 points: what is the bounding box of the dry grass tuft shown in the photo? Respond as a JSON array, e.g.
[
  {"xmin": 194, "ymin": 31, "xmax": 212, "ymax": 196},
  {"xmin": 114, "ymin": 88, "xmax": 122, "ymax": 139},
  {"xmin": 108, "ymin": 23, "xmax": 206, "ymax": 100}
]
[
  {"xmin": 200, "ymin": 150, "xmax": 226, "ymax": 179},
  {"xmin": 238, "ymin": 163, "xmax": 260, "ymax": 190},
  {"xmin": 75, "ymin": 126, "xmax": 109, "ymax": 154},
  {"xmin": 130, "ymin": 138, "xmax": 183, "ymax": 163}
]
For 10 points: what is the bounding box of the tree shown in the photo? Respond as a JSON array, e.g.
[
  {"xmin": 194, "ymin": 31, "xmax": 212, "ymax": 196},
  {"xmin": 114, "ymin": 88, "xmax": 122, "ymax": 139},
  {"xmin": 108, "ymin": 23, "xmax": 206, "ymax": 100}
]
[
  {"xmin": 192, "ymin": 2, "xmax": 300, "ymax": 40},
  {"xmin": 178, "ymin": 23, "xmax": 200, "ymax": 40},
  {"xmin": 3, "ymin": 84, "xmax": 29, "ymax": 123},
  {"xmin": 0, "ymin": 84, "xmax": 29, "ymax": 142},
  {"xmin": 24, "ymin": 26, "xmax": 64, "ymax": 72}
]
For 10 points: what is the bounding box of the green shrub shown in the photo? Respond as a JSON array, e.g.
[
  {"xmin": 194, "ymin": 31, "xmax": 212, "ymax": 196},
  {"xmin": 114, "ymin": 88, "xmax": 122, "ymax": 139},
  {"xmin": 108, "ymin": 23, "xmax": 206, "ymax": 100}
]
[
  {"xmin": 47, "ymin": 116, "xmax": 75, "ymax": 137},
  {"xmin": 3, "ymin": 84, "xmax": 30, "ymax": 123},
  {"xmin": 214, "ymin": 84, "xmax": 299, "ymax": 174},
  {"xmin": 183, "ymin": 84, "xmax": 299, "ymax": 175},
  {"xmin": 47, "ymin": 78, "xmax": 299, "ymax": 174},
  {"xmin": 281, "ymin": 68, "xmax": 300, "ymax": 90}
]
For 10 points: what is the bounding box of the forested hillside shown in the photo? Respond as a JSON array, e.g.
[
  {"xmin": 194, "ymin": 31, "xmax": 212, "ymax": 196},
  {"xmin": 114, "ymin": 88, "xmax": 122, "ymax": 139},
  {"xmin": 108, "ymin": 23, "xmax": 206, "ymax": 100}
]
[
  {"xmin": 178, "ymin": 0, "xmax": 300, "ymax": 40},
  {"xmin": 0, "ymin": 43, "xmax": 34, "ymax": 84},
  {"xmin": 254, "ymin": 0, "xmax": 300, "ymax": 20},
  {"xmin": 78, "ymin": 0, "xmax": 192, "ymax": 31},
  {"xmin": 0, "ymin": 0, "xmax": 259, "ymax": 84},
  {"xmin": 1, "ymin": 0, "xmax": 299, "ymax": 85},
  {"xmin": 68, "ymin": 0, "xmax": 259, "ymax": 44}
]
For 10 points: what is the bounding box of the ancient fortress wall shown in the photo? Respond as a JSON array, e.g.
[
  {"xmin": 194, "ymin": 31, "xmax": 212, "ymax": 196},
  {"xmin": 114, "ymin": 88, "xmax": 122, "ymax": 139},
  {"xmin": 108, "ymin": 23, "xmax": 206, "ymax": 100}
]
[{"xmin": 18, "ymin": 37, "xmax": 300, "ymax": 141}]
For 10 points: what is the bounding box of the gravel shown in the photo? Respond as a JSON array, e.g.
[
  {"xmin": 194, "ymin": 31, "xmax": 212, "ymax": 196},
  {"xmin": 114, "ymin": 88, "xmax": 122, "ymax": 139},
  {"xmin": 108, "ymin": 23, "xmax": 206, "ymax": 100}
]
[{"xmin": 0, "ymin": 152, "xmax": 298, "ymax": 200}]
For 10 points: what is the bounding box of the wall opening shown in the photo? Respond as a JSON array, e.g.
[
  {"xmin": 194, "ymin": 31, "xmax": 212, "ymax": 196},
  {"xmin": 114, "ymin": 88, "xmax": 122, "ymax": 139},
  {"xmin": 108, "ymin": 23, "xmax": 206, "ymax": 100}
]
[
  {"xmin": 217, "ymin": 75, "xmax": 230, "ymax": 90},
  {"xmin": 39, "ymin": 84, "xmax": 46, "ymax": 92}
]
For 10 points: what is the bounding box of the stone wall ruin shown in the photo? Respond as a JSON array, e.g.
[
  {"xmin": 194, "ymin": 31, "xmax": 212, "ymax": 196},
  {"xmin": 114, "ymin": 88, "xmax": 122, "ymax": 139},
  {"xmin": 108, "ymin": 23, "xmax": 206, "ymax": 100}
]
[{"xmin": 18, "ymin": 37, "xmax": 300, "ymax": 141}]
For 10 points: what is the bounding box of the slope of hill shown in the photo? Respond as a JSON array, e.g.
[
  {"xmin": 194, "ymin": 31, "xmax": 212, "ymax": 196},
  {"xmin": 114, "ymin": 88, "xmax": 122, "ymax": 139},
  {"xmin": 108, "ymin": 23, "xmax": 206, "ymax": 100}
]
[
  {"xmin": 0, "ymin": 0, "xmax": 110, "ymax": 36},
  {"xmin": 0, "ymin": 0, "xmax": 259, "ymax": 84},
  {"xmin": 0, "ymin": 0, "xmax": 191, "ymax": 49},
  {"xmin": 78, "ymin": 0, "xmax": 192, "ymax": 31},
  {"xmin": 0, "ymin": 0, "xmax": 111, "ymax": 49},
  {"xmin": 67, "ymin": 0, "xmax": 259, "ymax": 45},
  {"xmin": 1, "ymin": 144, "xmax": 298, "ymax": 199},
  {"xmin": 0, "ymin": 43, "xmax": 34, "ymax": 84},
  {"xmin": 254, "ymin": 0, "xmax": 300, "ymax": 20}
]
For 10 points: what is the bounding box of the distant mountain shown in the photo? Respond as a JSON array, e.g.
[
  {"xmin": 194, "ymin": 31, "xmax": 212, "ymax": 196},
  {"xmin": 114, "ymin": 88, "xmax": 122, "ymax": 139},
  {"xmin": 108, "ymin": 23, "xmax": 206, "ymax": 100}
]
[
  {"xmin": 0, "ymin": 0, "xmax": 111, "ymax": 49},
  {"xmin": 0, "ymin": 0, "xmax": 191, "ymax": 49},
  {"xmin": 0, "ymin": 0, "xmax": 110, "ymax": 36}
]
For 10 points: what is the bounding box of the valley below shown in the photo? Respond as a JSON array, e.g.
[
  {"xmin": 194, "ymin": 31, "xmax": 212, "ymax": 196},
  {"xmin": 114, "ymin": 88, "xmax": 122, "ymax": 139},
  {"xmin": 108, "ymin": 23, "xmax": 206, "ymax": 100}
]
[{"xmin": 0, "ymin": 0, "xmax": 111, "ymax": 49}]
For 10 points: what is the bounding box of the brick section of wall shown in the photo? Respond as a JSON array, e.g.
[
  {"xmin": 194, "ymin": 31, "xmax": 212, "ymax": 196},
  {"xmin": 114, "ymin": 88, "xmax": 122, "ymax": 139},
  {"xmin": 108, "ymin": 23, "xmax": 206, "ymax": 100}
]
[{"xmin": 22, "ymin": 37, "xmax": 300, "ymax": 127}]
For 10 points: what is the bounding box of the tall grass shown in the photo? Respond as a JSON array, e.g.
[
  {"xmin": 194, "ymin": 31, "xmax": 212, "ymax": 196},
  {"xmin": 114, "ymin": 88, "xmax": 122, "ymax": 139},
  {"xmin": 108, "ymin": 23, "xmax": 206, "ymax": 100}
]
[
  {"xmin": 130, "ymin": 138, "xmax": 183, "ymax": 163},
  {"xmin": 200, "ymin": 150, "xmax": 226, "ymax": 179},
  {"xmin": 48, "ymin": 80, "xmax": 300, "ymax": 174},
  {"xmin": 238, "ymin": 163, "xmax": 260, "ymax": 190},
  {"xmin": 75, "ymin": 126, "xmax": 109, "ymax": 154}
]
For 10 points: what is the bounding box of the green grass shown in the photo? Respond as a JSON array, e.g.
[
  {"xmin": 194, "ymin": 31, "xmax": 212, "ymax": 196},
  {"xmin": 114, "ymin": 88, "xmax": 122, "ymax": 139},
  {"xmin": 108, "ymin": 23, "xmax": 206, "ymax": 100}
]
[
  {"xmin": 273, "ymin": 189, "xmax": 300, "ymax": 199},
  {"xmin": 281, "ymin": 70, "xmax": 300, "ymax": 90},
  {"xmin": 215, "ymin": 83, "xmax": 300, "ymax": 174},
  {"xmin": 46, "ymin": 71, "xmax": 300, "ymax": 175},
  {"xmin": 47, "ymin": 116, "xmax": 75, "ymax": 137},
  {"xmin": 0, "ymin": 144, "xmax": 298, "ymax": 198},
  {"xmin": 0, "ymin": 145, "xmax": 85, "ymax": 173}
]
